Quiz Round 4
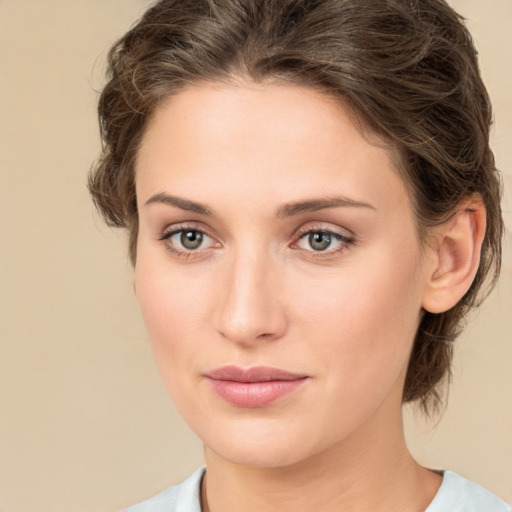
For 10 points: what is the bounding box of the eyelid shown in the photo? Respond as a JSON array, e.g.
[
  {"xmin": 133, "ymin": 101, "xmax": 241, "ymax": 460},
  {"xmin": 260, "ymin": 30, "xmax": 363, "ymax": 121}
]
[
  {"xmin": 159, "ymin": 222, "xmax": 212, "ymax": 240},
  {"xmin": 293, "ymin": 222, "xmax": 354, "ymax": 241}
]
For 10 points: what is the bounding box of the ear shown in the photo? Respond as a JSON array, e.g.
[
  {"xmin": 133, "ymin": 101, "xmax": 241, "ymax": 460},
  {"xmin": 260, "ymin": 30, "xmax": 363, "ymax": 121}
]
[{"xmin": 421, "ymin": 196, "xmax": 486, "ymax": 314}]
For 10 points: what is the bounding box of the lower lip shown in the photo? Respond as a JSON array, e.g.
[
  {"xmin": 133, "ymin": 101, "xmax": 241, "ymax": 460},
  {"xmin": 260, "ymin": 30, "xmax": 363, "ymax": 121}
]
[{"xmin": 207, "ymin": 378, "xmax": 308, "ymax": 408}]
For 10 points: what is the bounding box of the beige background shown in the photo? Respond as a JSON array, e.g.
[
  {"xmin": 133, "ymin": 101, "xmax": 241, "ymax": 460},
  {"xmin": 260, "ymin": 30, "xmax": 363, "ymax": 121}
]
[{"xmin": 0, "ymin": 1, "xmax": 510, "ymax": 510}]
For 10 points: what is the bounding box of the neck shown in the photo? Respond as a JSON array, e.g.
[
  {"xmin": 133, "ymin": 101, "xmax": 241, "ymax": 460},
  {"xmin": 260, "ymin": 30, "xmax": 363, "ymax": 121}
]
[{"xmin": 201, "ymin": 407, "xmax": 441, "ymax": 512}]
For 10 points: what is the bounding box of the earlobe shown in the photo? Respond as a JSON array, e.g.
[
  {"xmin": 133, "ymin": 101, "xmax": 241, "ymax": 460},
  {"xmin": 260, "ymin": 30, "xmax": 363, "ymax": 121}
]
[{"xmin": 422, "ymin": 197, "xmax": 486, "ymax": 314}]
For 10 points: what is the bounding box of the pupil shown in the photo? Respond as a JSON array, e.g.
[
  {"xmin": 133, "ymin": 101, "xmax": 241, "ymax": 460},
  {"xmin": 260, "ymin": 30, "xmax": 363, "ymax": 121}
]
[
  {"xmin": 309, "ymin": 232, "xmax": 331, "ymax": 251},
  {"xmin": 181, "ymin": 230, "xmax": 203, "ymax": 249}
]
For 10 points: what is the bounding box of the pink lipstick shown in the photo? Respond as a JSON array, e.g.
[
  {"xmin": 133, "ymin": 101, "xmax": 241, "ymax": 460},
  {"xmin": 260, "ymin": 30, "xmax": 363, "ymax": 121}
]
[{"xmin": 205, "ymin": 366, "xmax": 308, "ymax": 408}]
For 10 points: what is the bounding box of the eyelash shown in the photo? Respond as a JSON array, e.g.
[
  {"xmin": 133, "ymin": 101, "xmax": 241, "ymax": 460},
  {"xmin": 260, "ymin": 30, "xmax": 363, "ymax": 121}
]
[
  {"xmin": 158, "ymin": 224, "xmax": 217, "ymax": 259},
  {"xmin": 158, "ymin": 223, "xmax": 355, "ymax": 260},
  {"xmin": 292, "ymin": 226, "xmax": 355, "ymax": 258}
]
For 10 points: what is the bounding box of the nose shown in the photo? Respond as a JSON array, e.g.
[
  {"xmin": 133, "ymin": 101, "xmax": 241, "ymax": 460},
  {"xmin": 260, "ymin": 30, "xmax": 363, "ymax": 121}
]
[{"xmin": 214, "ymin": 250, "xmax": 288, "ymax": 346}]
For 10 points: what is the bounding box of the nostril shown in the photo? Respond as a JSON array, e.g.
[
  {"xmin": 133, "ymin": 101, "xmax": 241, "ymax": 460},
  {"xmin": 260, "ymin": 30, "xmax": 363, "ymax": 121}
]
[
  {"xmin": 216, "ymin": 322, "xmax": 284, "ymax": 345},
  {"xmin": 257, "ymin": 332, "xmax": 273, "ymax": 339}
]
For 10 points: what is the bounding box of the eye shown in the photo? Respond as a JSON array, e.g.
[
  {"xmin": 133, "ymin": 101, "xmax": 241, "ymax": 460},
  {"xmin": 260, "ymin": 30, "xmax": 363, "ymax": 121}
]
[
  {"xmin": 305, "ymin": 231, "xmax": 334, "ymax": 251},
  {"xmin": 176, "ymin": 229, "xmax": 205, "ymax": 250},
  {"xmin": 295, "ymin": 229, "xmax": 353, "ymax": 253},
  {"xmin": 159, "ymin": 226, "xmax": 219, "ymax": 256}
]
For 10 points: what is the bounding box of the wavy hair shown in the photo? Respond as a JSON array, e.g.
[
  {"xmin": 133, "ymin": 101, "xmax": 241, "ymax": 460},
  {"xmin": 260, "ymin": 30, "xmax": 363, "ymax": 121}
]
[{"xmin": 89, "ymin": 0, "xmax": 503, "ymax": 413}]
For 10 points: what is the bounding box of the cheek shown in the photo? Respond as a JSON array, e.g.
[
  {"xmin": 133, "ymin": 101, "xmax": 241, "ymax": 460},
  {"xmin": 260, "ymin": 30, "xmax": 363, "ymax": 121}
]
[
  {"xmin": 134, "ymin": 255, "xmax": 212, "ymax": 379},
  {"xmin": 290, "ymin": 245, "xmax": 423, "ymax": 390}
]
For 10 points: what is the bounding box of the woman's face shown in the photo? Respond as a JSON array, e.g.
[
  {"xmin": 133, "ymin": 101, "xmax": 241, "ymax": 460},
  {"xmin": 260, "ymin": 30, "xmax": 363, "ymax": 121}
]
[{"xmin": 134, "ymin": 81, "xmax": 430, "ymax": 467}]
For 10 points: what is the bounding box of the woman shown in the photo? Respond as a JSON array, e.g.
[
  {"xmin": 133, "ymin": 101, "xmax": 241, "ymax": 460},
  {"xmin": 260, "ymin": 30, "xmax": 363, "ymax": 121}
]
[{"xmin": 89, "ymin": 0, "xmax": 510, "ymax": 510}]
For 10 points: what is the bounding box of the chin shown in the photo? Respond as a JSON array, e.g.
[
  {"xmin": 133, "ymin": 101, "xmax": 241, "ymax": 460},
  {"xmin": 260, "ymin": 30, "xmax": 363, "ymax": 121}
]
[
  {"xmin": 201, "ymin": 417, "xmax": 315, "ymax": 468},
  {"xmin": 210, "ymin": 442, "xmax": 306, "ymax": 469}
]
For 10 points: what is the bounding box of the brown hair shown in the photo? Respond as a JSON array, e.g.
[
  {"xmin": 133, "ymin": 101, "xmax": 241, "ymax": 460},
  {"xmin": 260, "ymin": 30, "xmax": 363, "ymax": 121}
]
[{"xmin": 89, "ymin": 0, "xmax": 503, "ymax": 413}]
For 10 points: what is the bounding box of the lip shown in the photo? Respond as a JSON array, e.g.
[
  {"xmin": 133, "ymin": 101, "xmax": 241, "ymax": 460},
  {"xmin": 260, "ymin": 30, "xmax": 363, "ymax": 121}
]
[{"xmin": 204, "ymin": 365, "xmax": 309, "ymax": 408}]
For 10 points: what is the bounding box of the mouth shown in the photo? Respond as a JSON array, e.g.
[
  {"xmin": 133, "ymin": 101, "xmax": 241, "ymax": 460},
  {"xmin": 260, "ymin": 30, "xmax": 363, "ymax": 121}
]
[{"xmin": 204, "ymin": 365, "xmax": 309, "ymax": 408}]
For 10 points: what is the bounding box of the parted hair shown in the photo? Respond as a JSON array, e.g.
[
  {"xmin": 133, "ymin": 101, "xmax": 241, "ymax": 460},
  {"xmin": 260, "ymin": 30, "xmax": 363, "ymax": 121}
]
[{"xmin": 89, "ymin": 0, "xmax": 503, "ymax": 413}]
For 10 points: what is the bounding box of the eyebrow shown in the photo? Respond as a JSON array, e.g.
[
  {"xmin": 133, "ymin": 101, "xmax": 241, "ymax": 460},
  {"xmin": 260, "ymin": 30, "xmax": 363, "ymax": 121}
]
[
  {"xmin": 144, "ymin": 193, "xmax": 376, "ymax": 217},
  {"xmin": 276, "ymin": 196, "xmax": 376, "ymax": 218},
  {"xmin": 145, "ymin": 193, "xmax": 213, "ymax": 216}
]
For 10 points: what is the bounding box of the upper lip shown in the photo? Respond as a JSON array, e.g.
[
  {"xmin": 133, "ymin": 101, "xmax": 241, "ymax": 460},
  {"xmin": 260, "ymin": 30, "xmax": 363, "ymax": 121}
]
[{"xmin": 205, "ymin": 365, "xmax": 308, "ymax": 382}]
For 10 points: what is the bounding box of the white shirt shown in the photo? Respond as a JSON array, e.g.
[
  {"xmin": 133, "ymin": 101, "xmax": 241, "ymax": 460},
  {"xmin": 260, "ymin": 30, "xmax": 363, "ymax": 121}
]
[{"xmin": 123, "ymin": 467, "xmax": 511, "ymax": 512}]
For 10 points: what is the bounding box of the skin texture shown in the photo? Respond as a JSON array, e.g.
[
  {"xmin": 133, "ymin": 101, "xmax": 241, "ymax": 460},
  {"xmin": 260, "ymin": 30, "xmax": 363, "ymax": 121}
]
[{"xmin": 134, "ymin": 80, "xmax": 485, "ymax": 511}]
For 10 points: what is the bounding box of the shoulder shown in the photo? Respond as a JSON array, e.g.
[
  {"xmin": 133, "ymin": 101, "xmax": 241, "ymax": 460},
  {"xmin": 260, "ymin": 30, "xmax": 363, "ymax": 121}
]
[
  {"xmin": 120, "ymin": 467, "xmax": 511, "ymax": 512},
  {"xmin": 426, "ymin": 470, "xmax": 511, "ymax": 512},
  {"xmin": 122, "ymin": 467, "xmax": 205, "ymax": 512}
]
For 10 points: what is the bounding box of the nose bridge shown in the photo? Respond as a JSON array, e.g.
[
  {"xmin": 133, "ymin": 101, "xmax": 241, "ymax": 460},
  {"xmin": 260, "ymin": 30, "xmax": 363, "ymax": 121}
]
[{"xmin": 215, "ymin": 242, "xmax": 286, "ymax": 344}]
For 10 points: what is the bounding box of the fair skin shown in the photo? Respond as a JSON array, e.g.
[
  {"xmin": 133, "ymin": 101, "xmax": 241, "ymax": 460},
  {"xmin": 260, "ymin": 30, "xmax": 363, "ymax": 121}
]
[{"xmin": 134, "ymin": 80, "xmax": 485, "ymax": 512}]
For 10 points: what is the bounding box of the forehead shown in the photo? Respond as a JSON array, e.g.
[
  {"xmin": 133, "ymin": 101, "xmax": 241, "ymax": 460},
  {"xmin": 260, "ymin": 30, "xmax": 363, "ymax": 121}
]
[
  {"xmin": 141, "ymin": 79, "xmax": 389, "ymax": 153},
  {"xmin": 135, "ymin": 80, "xmax": 410, "ymax": 218}
]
